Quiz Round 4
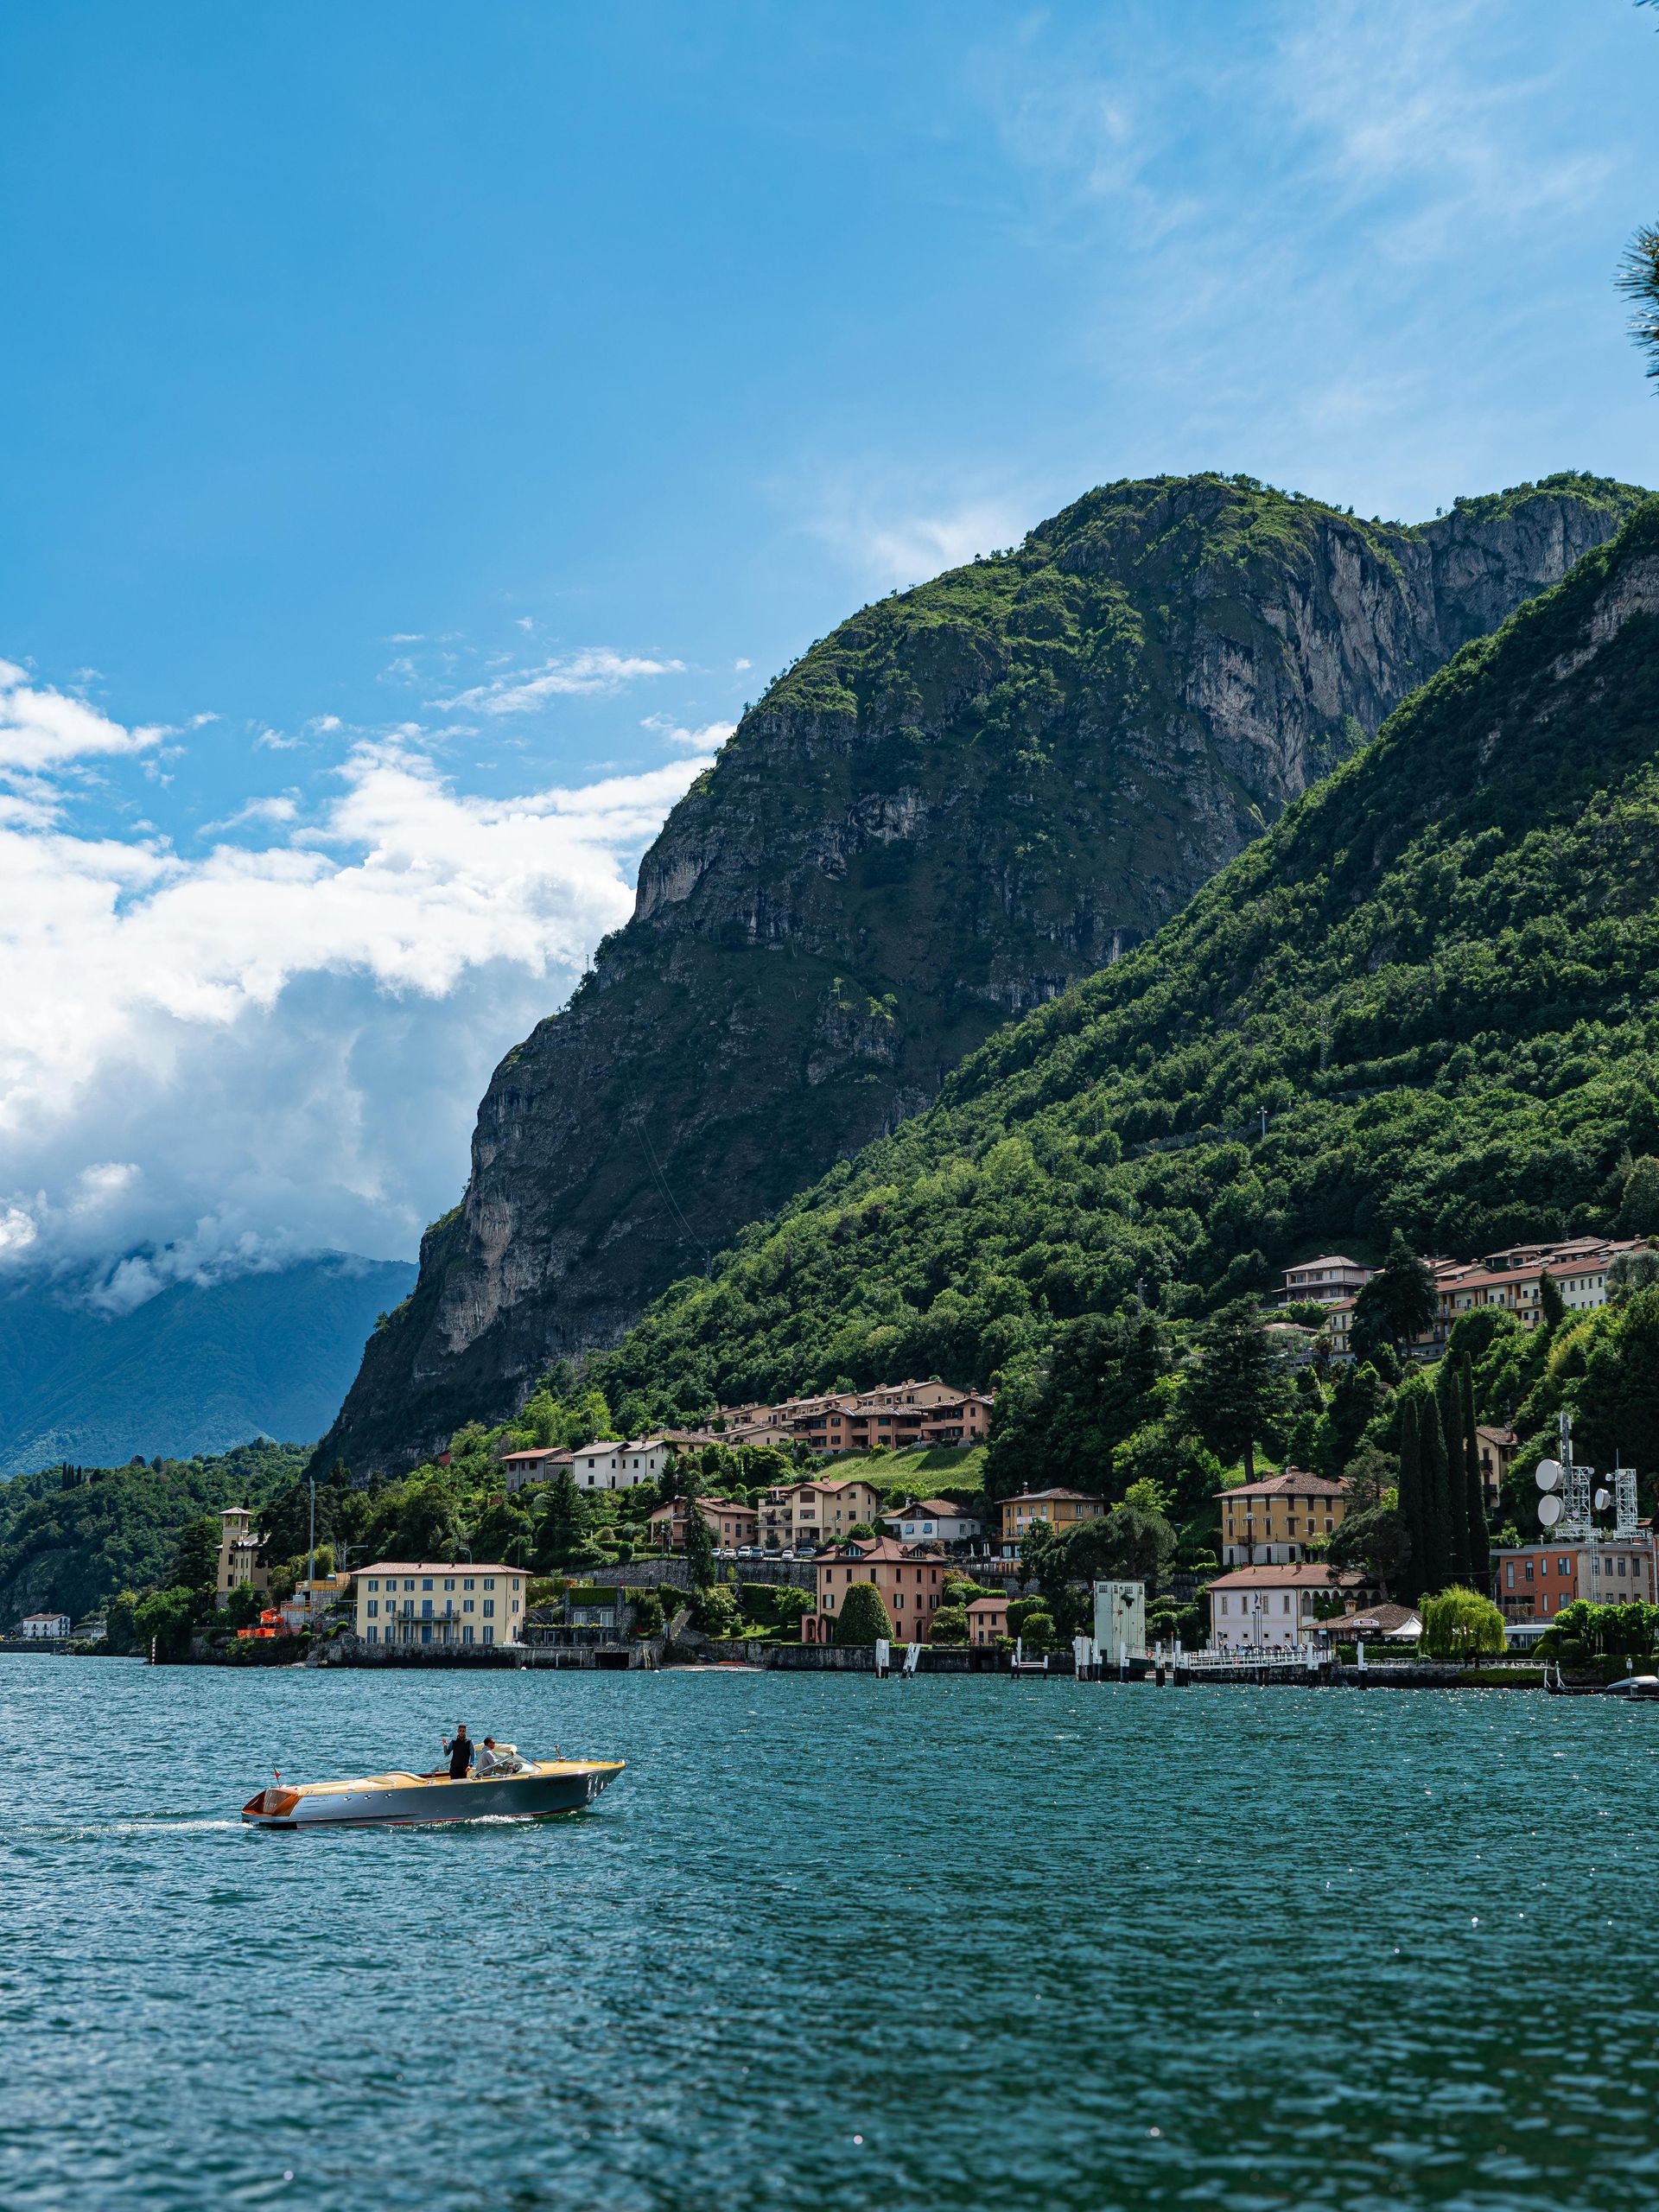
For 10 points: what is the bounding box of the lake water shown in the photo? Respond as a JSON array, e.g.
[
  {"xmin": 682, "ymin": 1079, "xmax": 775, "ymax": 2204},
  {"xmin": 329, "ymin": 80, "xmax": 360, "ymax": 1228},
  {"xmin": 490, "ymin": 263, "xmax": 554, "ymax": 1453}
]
[{"xmin": 5, "ymin": 1657, "xmax": 1659, "ymax": 2211}]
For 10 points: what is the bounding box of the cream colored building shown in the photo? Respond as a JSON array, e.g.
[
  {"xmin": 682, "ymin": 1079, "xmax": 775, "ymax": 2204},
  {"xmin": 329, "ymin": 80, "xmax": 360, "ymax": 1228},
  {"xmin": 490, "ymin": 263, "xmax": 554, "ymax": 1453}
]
[
  {"xmin": 1207, "ymin": 1564, "xmax": 1364, "ymax": 1651},
  {"xmin": 757, "ymin": 1476, "xmax": 884, "ymax": 1552},
  {"xmin": 646, "ymin": 1496, "xmax": 760, "ymax": 1551},
  {"xmin": 216, "ymin": 1507, "xmax": 270, "ymax": 1608},
  {"xmin": 998, "ymin": 1489, "xmax": 1103, "ymax": 1550},
  {"xmin": 357, "ymin": 1561, "xmax": 528, "ymax": 1649}
]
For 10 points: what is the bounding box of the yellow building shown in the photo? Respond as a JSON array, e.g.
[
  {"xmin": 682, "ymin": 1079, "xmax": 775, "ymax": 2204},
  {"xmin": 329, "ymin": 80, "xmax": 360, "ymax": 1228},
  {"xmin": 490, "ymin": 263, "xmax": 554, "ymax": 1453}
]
[
  {"xmin": 216, "ymin": 1507, "xmax": 270, "ymax": 1608},
  {"xmin": 1218, "ymin": 1470, "xmax": 1350, "ymax": 1566},
  {"xmin": 998, "ymin": 1488, "xmax": 1103, "ymax": 1549},
  {"xmin": 357, "ymin": 1561, "xmax": 528, "ymax": 1649}
]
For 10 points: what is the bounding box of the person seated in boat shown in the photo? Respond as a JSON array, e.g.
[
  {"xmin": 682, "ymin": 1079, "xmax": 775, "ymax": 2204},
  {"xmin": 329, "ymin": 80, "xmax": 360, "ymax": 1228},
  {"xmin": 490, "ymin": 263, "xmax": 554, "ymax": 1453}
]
[
  {"xmin": 442, "ymin": 1724, "xmax": 474, "ymax": 1778},
  {"xmin": 477, "ymin": 1737, "xmax": 524, "ymax": 1775}
]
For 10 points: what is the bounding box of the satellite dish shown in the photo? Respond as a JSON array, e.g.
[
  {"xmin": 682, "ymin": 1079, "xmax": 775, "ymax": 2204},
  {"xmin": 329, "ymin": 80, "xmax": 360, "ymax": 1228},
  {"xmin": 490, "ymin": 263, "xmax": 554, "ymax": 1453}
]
[
  {"xmin": 1538, "ymin": 1494, "xmax": 1564, "ymax": 1528},
  {"xmin": 1594, "ymin": 1488, "xmax": 1612, "ymax": 1513},
  {"xmin": 1536, "ymin": 1459, "xmax": 1563, "ymax": 1492}
]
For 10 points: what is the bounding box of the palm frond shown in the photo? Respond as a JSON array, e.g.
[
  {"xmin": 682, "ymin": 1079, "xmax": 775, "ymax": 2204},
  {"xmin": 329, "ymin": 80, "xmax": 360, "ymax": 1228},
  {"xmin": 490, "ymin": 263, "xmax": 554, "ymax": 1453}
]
[{"xmin": 1618, "ymin": 223, "xmax": 1659, "ymax": 383}]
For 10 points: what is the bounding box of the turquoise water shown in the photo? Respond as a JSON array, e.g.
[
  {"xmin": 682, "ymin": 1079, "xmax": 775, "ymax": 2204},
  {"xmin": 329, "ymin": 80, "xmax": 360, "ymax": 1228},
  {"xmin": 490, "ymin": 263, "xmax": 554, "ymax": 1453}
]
[{"xmin": 5, "ymin": 1659, "xmax": 1659, "ymax": 2210}]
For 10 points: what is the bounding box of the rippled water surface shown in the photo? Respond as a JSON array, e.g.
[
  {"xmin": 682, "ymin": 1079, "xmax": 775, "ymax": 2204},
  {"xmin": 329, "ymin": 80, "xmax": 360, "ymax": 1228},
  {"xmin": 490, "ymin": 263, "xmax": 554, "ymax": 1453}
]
[{"xmin": 6, "ymin": 1657, "xmax": 1659, "ymax": 2210}]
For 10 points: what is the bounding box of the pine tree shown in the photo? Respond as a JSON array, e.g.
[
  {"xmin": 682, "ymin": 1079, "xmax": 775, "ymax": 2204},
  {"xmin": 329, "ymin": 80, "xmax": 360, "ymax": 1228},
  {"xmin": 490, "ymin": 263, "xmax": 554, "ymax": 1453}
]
[
  {"xmin": 1396, "ymin": 1394, "xmax": 1426, "ymax": 1605},
  {"xmin": 1437, "ymin": 1360, "xmax": 1472, "ymax": 1586},
  {"xmin": 533, "ymin": 1465, "xmax": 588, "ymax": 1573},
  {"xmin": 1351, "ymin": 1230, "xmax": 1435, "ymax": 1357},
  {"xmin": 1179, "ymin": 1298, "xmax": 1289, "ymax": 1482},
  {"xmin": 1418, "ymin": 1386, "xmax": 1453, "ymax": 1597},
  {"xmin": 1539, "ymin": 1267, "xmax": 1568, "ymax": 1333},
  {"xmin": 1461, "ymin": 1354, "xmax": 1491, "ymax": 1588}
]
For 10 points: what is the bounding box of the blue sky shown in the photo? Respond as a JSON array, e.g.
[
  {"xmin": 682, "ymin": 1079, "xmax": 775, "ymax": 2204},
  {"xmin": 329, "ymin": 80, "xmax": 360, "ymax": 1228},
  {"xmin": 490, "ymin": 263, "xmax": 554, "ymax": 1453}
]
[{"xmin": 1, "ymin": 0, "xmax": 1656, "ymax": 1304}]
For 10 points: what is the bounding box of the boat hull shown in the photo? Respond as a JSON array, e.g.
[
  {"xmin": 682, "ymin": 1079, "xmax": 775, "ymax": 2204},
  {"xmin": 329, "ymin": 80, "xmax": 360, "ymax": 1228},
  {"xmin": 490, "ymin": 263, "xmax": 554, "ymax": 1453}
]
[{"xmin": 242, "ymin": 1758, "xmax": 623, "ymax": 1827}]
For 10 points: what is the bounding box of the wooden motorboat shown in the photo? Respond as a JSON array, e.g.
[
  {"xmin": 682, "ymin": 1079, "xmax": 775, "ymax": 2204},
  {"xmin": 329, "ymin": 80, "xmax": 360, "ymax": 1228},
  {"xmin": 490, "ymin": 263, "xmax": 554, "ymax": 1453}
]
[{"xmin": 242, "ymin": 1758, "xmax": 624, "ymax": 1827}]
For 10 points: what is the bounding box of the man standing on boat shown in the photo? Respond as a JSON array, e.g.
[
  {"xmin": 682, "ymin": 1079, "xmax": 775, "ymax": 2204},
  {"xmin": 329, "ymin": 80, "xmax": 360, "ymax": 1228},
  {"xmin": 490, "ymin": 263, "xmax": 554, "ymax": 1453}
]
[{"xmin": 443, "ymin": 1724, "xmax": 474, "ymax": 1778}]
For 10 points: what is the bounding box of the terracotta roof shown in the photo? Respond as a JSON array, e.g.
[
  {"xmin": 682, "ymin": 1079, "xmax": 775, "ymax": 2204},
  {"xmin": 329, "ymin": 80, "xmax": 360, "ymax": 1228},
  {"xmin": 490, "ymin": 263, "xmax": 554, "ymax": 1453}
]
[
  {"xmin": 820, "ymin": 1537, "xmax": 945, "ymax": 1564},
  {"xmin": 1440, "ymin": 1255, "xmax": 1625, "ymax": 1293},
  {"xmin": 966, "ymin": 1596, "xmax": 1007, "ymax": 1615},
  {"xmin": 1205, "ymin": 1564, "xmax": 1363, "ymax": 1591},
  {"xmin": 645, "ymin": 1496, "xmax": 753, "ymax": 1520},
  {"xmin": 888, "ymin": 1497, "xmax": 974, "ymax": 1517},
  {"xmin": 1002, "ymin": 1488, "xmax": 1103, "ymax": 1506},
  {"xmin": 1220, "ymin": 1470, "xmax": 1350, "ymax": 1501},
  {"xmin": 500, "ymin": 1446, "xmax": 570, "ymax": 1463}
]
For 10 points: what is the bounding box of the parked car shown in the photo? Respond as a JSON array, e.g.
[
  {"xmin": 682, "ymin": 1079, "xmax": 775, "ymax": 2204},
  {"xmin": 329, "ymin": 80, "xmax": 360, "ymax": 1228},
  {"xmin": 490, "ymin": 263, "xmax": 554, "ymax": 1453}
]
[{"xmin": 736, "ymin": 1544, "xmax": 754, "ymax": 1557}]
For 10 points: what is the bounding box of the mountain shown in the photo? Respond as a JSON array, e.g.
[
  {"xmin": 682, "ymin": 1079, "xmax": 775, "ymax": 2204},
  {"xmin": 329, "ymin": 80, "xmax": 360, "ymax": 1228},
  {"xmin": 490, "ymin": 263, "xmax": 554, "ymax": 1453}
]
[
  {"xmin": 592, "ymin": 493, "xmax": 1659, "ymax": 1415},
  {"xmin": 321, "ymin": 469, "xmax": 1648, "ymax": 1472},
  {"xmin": 0, "ymin": 1255, "xmax": 415, "ymax": 1480}
]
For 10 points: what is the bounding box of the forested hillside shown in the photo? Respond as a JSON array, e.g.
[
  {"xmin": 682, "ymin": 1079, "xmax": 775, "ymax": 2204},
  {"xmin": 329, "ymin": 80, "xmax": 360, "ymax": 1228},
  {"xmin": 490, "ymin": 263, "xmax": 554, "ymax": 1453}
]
[
  {"xmin": 321, "ymin": 470, "xmax": 1643, "ymax": 1473},
  {"xmin": 594, "ymin": 496, "xmax": 1659, "ymax": 1452},
  {"xmin": 0, "ymin": 1440, "xmax": 305, "ymax": 1628}
]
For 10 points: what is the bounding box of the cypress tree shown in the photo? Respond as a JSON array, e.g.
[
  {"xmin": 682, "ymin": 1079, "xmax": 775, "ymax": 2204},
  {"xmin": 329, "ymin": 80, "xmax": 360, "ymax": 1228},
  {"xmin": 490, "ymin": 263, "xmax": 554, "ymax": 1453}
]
[
  {"xmin": 1397, "ymin": 1393, "xmax": 1426, "ymax": 1605},
  {"xmin": 1461, "ymin": 1355, "xmax": 1491, "ymax": 1587},
  {"xmin": 1437, "ymin": 1360, "xmax": 1472, "ymax": 1585},
  {"xmin": 1419, "ymin": 1385, "xmax": 1452, "ymax": 1597},
  {"xmin": 682, "ymin": 1476, "xmax": 717, "ymax": 1588}
]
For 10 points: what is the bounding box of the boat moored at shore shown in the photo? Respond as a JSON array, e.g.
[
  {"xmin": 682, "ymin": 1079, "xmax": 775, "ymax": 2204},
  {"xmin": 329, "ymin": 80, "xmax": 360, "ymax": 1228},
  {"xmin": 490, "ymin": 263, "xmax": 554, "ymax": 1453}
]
[{"xmin": 242, "ymin": 1758, "xmax": 624, "ymax": 1827}]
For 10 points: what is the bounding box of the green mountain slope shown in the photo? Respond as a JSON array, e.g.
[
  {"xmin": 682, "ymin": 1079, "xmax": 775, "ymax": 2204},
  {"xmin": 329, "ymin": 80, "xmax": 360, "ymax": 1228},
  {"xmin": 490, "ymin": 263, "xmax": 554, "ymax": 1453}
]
[
  {"xmin": 321, "ymin": 469, "xmax": 1645, "ymax": 1471},
  {"xmin": 0, "ymin": 1439, "xmax": 305, "ymax": 1628},
  {"xmin": 0, "ymin": 1255, "xmax": 415, "ymax": 1480},
  {"xmin": 594, "ymin": 494, "xmax": 1659, "ymax": 1414}
]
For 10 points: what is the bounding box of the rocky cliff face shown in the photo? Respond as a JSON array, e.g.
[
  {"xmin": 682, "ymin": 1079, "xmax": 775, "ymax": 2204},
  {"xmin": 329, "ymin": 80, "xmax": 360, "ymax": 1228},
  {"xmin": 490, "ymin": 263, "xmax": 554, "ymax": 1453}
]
[{"xmin": 319, "ymin": 470, "xmax": 1646, "ymax": 1471}]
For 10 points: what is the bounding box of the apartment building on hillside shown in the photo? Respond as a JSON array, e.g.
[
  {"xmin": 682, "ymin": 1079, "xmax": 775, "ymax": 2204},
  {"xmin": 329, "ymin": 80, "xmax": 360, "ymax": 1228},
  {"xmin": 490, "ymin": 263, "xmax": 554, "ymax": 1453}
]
[
  {"xmin": 757, "ymin": 1476, "xmax": 884, "ymax": 1552},
  {"xmin": 1280, "ymin": 1255, "xmax": 1372, "ymax": 1306},
  {"xmin": 998, "ymin": 1489, "xmax": 1103, "ymax": 1553},
  {"xmin": 1325, "ymin": 1236, "xmax": 1649, "ymax": 1362}
]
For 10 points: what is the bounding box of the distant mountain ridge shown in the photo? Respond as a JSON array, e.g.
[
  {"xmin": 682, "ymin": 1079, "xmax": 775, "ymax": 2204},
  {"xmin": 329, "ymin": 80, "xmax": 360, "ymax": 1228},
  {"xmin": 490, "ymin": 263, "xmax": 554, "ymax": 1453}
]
[
  {"xmin": 0, "ymin": 1254, "xmax": 415, "ymax": 1479},
  {"xmin": 318, "ymin": 468, "xmax": 1648, "ymax": 1473}
]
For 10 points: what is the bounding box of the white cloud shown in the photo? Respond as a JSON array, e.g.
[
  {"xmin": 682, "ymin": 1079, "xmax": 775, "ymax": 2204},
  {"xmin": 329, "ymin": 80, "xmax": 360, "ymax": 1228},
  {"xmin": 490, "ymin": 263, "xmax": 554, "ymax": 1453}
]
[
  {"xmin": 805, "ymin": 488, "xmax": 1033, "ymax": 592},
  {"xmin": 436, "ymin": 647, "xmax": 685, "ymax": 715},
  {"xmin": 0, "ymin": 670, "xmax": 721, "ymax": 1300},
  {"xmin": 641, "ymin": 715, "xmax": 737, "ymax": 752},
  {"xmin": 0, "ymin": 659, "xmax": 166, "ymax": 774},
  {"xmin": 0, "ymin": 1204, "xmax": 38, "ymax": 1257},
  {"xmin": 204, "ymin": 793, "xmax": 301, "ymax": 834}
]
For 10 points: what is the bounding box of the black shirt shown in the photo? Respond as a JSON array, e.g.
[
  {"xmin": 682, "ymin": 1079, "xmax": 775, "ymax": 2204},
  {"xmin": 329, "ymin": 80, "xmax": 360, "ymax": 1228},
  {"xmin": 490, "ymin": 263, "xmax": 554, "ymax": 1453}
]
[{"xmin": 446, "ymin": 1736, "xmax": 473, "ymax": 1778}]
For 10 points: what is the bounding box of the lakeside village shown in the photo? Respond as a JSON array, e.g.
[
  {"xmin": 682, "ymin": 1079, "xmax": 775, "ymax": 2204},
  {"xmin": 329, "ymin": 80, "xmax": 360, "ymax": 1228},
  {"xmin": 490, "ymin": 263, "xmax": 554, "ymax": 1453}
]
[{"xmin": 15, "ymin": 1228, "xmax": 1659, "ymax": 1684}]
